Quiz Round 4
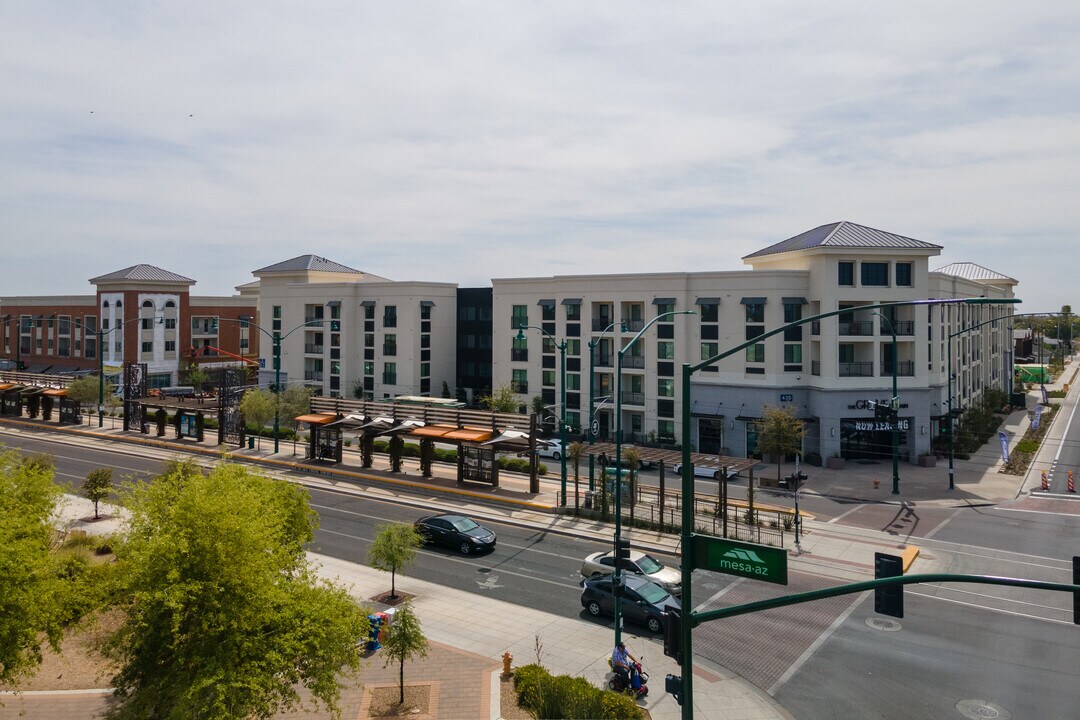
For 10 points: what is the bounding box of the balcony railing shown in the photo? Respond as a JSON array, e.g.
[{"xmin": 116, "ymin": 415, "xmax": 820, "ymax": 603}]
[
  {"xmin": 594, "ymin": 356, "xmax": 613, "ymax": 368},
  {"xmin": 304, "ymin": 344, "xmax": 323, "ymax": 354},
  {"xmin": 623, "ymin": 319, "xmax": 644, "ymax": 332},
  {"xmin": 592, "ymin": 318, "xmax": 616, "ymax": 331},
  {"xmin": 621, "ymin": 391, "xmax": 645, "ymax": 406},
  {"xmin": 880, "ymin": 320, "xmax": 915, "ymax": 336},
  {"xmin": 304, "ymin": 316, "xmax": 324, "ymax": 325},
  {"xmin": 811, "ymin": 360, "xmax": 821, "ymax": 376},
  {"xmin": 839, "ymin": 362, "xmax": 874, "ymax": 377},
  {"xmin": 881, "ymin": 361, "xmax": 915, "ymax": 377},
  {"xmin": 622, "ymin": 355, "xmax": 645, "ymax": 369},
  {"xmin": 839, "ymin": 320, "xmax": 874, "ymax": 336},
  {"xmin": 304, "ymin": 371, "xmax": 324, "ymax": 381}
]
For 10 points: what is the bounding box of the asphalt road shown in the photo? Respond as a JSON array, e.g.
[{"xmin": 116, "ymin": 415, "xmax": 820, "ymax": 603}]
[{"xmin": 4, "ymin": 426, "xmax": 1078, "ymax": 719}]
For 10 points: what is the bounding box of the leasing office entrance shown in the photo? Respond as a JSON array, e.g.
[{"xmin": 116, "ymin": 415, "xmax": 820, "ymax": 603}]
[{"xmin": 839, "ymin": 417, "xmax": 910, "ymax": 460}]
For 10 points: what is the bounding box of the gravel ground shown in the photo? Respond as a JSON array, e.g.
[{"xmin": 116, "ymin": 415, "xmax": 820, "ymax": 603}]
[{"xmin": 0, "ymin": 609, "xmax": 122, "ymax": 692}]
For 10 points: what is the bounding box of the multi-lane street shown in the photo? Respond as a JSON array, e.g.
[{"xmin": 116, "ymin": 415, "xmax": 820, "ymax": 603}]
[{"xmin": 3, "ymin": 424, "xmax": 1078, "ymax": 719}]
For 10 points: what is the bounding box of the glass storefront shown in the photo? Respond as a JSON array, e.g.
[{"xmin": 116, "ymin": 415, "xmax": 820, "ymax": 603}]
[{"xmin": 840, "ymin": 417, "xmax": 910, "ymax": 460}]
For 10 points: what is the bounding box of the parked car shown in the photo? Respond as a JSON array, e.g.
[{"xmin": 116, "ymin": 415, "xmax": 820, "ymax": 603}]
[
  {"xmin": 580, "ymin": 549, "xmax": 682, "ymax": 595},
  {"xmin": 535, "ymin": 438, "xmax": 565, "ymax": 460},
  {"xmin": 414, "ymin": 514, "xmax": 497, "ymax": 555},
  {"xmin": 580, "ymin": 574, "xmax": 680, "ymax": 633},
  {"xmin": 671, "ymin": 462, "xmax": 739, "ymax": 480}
]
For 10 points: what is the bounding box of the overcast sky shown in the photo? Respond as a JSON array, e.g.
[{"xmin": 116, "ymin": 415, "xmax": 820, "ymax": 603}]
[{"xmin": 2, "ymin": 2, "xmax": 1077, "ymax": 312}]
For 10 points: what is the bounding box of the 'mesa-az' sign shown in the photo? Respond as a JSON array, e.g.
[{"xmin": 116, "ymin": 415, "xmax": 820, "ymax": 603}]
[{"xmin": 691, "ymin": 534, "xmax": 788, "ymax": 585}]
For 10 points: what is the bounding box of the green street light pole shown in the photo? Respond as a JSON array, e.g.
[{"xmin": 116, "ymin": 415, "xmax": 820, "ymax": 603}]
[
  {"xmin": 613, "ymin": 309, "xmax": 694, "ymax": 646},
  {"xmin": 677, "ymin": 296, "xmax": 1019, "ymax": 720},
  {"xmin": 588, "ymin": 321, "xmax": 626, "ymax": 491},
  {"xmin": 872, "ymin": 312, "xmax": 900, "ymax": 494},
  {"xmin": 518, "ymin": 325, "xmax": 568, "ymax": 507}
]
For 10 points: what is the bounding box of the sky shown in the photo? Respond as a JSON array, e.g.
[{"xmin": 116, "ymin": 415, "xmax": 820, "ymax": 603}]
[{"xmin": 2, "ymin": 2, "xmax": 1078, "ymax": 312}]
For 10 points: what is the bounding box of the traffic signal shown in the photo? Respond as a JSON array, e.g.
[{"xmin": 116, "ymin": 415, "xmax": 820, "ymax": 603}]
[
  {"xmin": 874, "ymin": 552, "xmax": 904, "ymax": 618},
  {"xmin": 665, "ymin": 674, "xmax": 683, "ymax": 706},
  {"xmin": 615, "ymin": 538, "xmax": 631, "ymax": 563},
  {"xmin": 663, "ymin": 607, "xmax": 683, "ymax": 665},
  {"xmin": 873, "ymin": 401, "xmax": 887, "ymax": 421}
]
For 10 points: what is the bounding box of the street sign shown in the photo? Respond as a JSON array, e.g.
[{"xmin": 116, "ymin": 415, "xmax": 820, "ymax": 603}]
[
  {"xmin": 691, "ymin": 534, "xmax": 788, "ymax": 585},
  {"xmin": 590, "ymin": 419, "xmax": 600, "ymax": 436}
]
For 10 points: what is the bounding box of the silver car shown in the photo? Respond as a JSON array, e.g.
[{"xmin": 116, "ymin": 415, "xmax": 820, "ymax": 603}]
[{"xmin": 580, "ymin": 549, "xmax": 682, "ymax": 595}]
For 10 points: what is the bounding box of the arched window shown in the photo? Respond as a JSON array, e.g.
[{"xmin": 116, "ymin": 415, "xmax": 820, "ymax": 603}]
[
  {"xmin": 102, "ymin": 300, "xmax": 110, "ymax": 308},
  {"xmin": 164, "ymin": 300, "xmax": 176, "ymax": 308},
  {"xmin": 115, "ymin": 300, "xmax": 122, "ymax": 308},
  {"xmin": 142, "ymin": 300, "xmax": 154, "ymax": 308}
]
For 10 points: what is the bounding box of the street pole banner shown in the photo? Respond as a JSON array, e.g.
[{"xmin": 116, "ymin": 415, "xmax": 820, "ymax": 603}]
[
  {"xmin": 1041, "ymin": 384, "xmax": 1049, "ymax": 405},
  {"xmin": 1033, "ymin": 406, "xmax": 1043, "ymax": 431},
  {"xmin": 998, "ymin": 431, "xmax": 1010, "ymax": 464}
]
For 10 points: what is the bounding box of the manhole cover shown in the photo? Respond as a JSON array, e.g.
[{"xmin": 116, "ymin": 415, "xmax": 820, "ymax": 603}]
[
  {"xmin": 955, "ymin": 699, "xmax": 1012, "ymax": 719},
  {"xmin": 864, "ymin": 617, "xmax": 902, "ymax": 632},
  {"xmin": 477, "ymin": 568, "xmax": 491, "ymax": 574}
]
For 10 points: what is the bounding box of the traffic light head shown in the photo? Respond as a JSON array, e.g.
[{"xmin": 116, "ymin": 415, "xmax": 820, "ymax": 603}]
[
  {"xmin": 662, "ymin": 607, "xmax": 683, "ymax": 665},
  {"xmin": 615, "ymin": 538, "xmax": 631, "ymax": 562}
]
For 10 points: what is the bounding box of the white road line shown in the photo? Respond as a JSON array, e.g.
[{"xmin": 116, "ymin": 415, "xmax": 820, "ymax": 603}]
[
  {"xmin": 767, "ymin": 590, "xmax": 870, "ymax": 696},
  {"xmin": 826, "ymin": 505, "xmax": 865, "ymax": 524},
  {"xmin": 909, "ymin": 588, "xmax": 1075, "ymax": 625},
  {"xmin": 922, "ymin": 509, "xmax": 959, "ymax": 539}
]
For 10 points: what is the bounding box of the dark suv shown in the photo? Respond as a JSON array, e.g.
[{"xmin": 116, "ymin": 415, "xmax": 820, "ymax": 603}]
[{"xmin": 580, "ymin": 574, "xmax": 680, "ymax": 633}]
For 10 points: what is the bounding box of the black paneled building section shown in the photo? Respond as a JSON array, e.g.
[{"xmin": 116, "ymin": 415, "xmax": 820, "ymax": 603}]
[{"xmin": 456, "ymin": 287, "xmax": 493, "ymax": 406}]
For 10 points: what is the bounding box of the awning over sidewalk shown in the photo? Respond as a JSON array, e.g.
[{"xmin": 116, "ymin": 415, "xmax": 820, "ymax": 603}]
[
  {"xmin": 480, "ymin": 427, "xmax": 538, "ymax": 450},
  {"xmin": 294, "ymin": 413, "xmax": 338, "ymax": 425},
  {"xmin": 442, "ymin": 426, "xmax": 493, "ymax": 442},
  {"xmin": 323, "ymin": 413, "xmax": 367, "ymax": 428},
  {"xmin": 411, "ymin": 424, "xmax": 460, "ymax": 439}
]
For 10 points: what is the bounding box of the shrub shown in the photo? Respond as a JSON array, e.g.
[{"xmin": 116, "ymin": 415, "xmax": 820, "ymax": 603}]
[{"xmin": 512, "ymin": 664, "xmax": 644, "ymax": 720}]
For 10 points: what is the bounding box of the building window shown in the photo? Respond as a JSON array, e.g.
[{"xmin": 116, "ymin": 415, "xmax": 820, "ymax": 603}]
[
  {"xmin": 566, "ymin": 374, "xmax": 581, "ymax": 391},
  {"xmin": 383, "ymin": 306, "xmax": 397, "ymax": 328},
  {"xmin": 512, "ymin": 336, "xmax": 528, "ymax": 362},
  {"xmin": 658, "ymin": 378, "xmax": 674, "ymax": 397},
  {"xmin": 511, "ymin": 305, "xmax": 528, "ymax": 329},
  {"xmin": 861, "ymin": 262, "xmax": 889, "ymax": 286},
  {"xmin": 142, "ymin": 318, "xmax": 154, "ymax": 330},
  {"xmin": 164, "ymin": 318, "xmax": 176, "ymax": 330},
  {"xmin": 658, "ymin": 420, "xmax": 675, "ymax": 443},
  {"xmin": 383, "ymin": 334, "xmax": 397, "ymax": 356},
  {"xmin": 784, "ymin": 344, "xmax": 802, "ymax": 371},
  {"xmin": 838, "ymin": 261, "xmax": 854, "ymax": 286},
  {"xmin": 331, "ymin": 304, "xmax": 341, "ymax": 320},
  {"xmin": 365, "ymin": 304, "xmax": 376, "ymax": 320},
  {"xmin": 655, "ymin": 303, "xmax": 674, "ymax": 316},
  {"xmin": 141, "ymin": 342, "xmax": 153, "ymax": 353},
  {"xmin": 58, "ymin": 338, "xmax": 70, "ymax": 357},
  {"xmin": 746, "ymin": 344, "xmax": 764, "ymax": 363},
  {"xmin": 420, "ymin": 362, "xmax": 429, "ymax": 377},
  {"xmin": 565, "ymin": 303, "xmax": 581, "ymax": 321},
  {"xmin": 839, "ymin": 344, "xmax": 855, "ymax": 362},
  {"xmin": 420, "ymin": 304, "xmax": 431, "ymax": 320},
  {"xmin": 541, "ymin": 303, "xmax": 555, "ymax": 321},
  {"xmin": 58, "ymin": 316, "xmax": 70, "ymax": 335},
  {"xmin": 542, "ymin": 370, "xmax": 556, "ymax": 386},
  {"xmin": 896, "ymin": 262, "xmax": 913, "ymax": 287},
  {"xmin": 383, "ymin": 362, "xmax": 397, "ymax": 384},
  {"xmin": 512, "ymin": 369, "xmax": 528, "ymax": 393},
  {"xmin": 657, "ymin": 341, "xmax": 674, "ymax": 360},
  {"xmin": 240, "ymin": 337, "xmax": 249, "ymax": 350},
  {"xmin": 700, "ymin": 304, "xmax": 718, "ymax": 323},
  {"xmin": 701, "ymin": 342, "xmax": 718, "ymax": 361},
  {"xmin": 165, "ymin": 341, "xmax": 176, "ymax": 353},
  {"xmin": 273, "ymin": 305, "xmax": 282, "ymax": 319},
  {"xmin": 745, "ymin": 303, "xmax": 764, "ymax": 323}
]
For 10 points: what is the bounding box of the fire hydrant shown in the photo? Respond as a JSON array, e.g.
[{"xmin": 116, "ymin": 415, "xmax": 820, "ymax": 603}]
[
  {"xmin": 502, "ymin": 651, "xmax": 513, "ymax": 678},
  {"xmin": 873, "ymin": 479, "xmax": 881, "ymax": 489}
]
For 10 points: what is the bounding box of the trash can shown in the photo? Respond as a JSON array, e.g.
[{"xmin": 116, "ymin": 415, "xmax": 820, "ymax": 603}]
[
  {"xmin": 584, "ymin": 491, "xmax": 595, "ymax": 509},
  {"xmin": 248, "ymin": 436, "xmax": 255, "ymax": 449}
]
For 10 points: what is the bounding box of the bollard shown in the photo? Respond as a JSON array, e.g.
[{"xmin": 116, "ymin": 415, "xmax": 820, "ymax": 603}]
[
  {"xmin": 502, "ymin": 651, "xmax": 513, "ymax": 678},
  {"xmin": 1041, "ymin": 470, "xmax": 1049, "ymax": 491},
  {"xmin": 1069, "ymin": 471, "xmax": 1075, "ymax": 493}
]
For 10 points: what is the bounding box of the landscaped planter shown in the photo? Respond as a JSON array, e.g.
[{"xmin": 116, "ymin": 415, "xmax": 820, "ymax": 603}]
[
  {"xmin": 918, "ymin": 454, "xmax": 937, "ymax": 468},
  {"xmin": 826, "ymin": 456, "xmax": 846, "ymax": 470}
]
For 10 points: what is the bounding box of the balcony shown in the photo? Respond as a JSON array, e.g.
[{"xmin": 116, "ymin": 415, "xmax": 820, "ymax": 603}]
[
  {"xmin": 623, "ymin": 319, "xmax": 644, "ymax": 332},
  {"xmin": 304, "ymin": 344, "xmax": 323, "ymax": 354},
  {"xmin": 622, "ymin": 355, "xmax": 646, "ymax": 369},
  {"xmin": 592, "ymin": 318, "xmax": 617, "ymax": 332},
  {"xmin": 881, "ymin": 361, "xmax": 915, "ymax": 377},
  {"xmin": 594, "ymin": 355, "xmax": 613, "ymax": 368},
  {"xmin": 811, "ymin": 360, "xmax": 821, "ymax": 376},
  {"xmin": 839, "ymin": 362, "xmax": 874, "ymax": 377},
  {"xmin": 881, "ymin": 320, "xmax": 915, "ymax": 336},
  {"xmin": 811, "ymin": 321, "xmax": 820, "ymax": 336},
  {"xmin": 304, "ymin": 371, "xmax": 324, "ymax": 381},
  {"xmin": 621, "ymin": 391, "xmax": 645, "ymax": 406},
  {"xmin": 304, "ymin": 316, "xmax": 324, "ymax": 325},
  {"xmin": 839, "ymin": 320, "xmax": 874, "ymax": 336}
]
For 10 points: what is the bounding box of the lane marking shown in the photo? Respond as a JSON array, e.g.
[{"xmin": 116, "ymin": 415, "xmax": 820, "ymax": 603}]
[
  {"xmin": 922, "ymin": 510, "xmax": 959, "ymax": 539},
  {"xmin": 909, "ymin": 588, "xmax": 1075, "ymax": 625},
  {"xmin": 827, "ymin": 505, "xmax": 866, "ymax": 524},
  {"xmin": 768, "ymin": 590, "xmax": 870, "ymax": 695}
]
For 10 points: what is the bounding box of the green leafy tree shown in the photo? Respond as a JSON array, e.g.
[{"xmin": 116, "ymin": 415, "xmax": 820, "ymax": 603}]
[
  {"xmin": 380, "ymin": 603, "xmax": 429, "ymax": 705},
  {"xmin": 83, "ymin": 467, "xmax": 113, "ymax": 520},
  {"xmin": 185, "ymin": 365, "xmax": 211, "ymax": 393},
  {"xmin": 105, "ymin": 462, "xmax": 370, "ymax": 720},
  {"xmin": 755, "ymin": 405, "xmax": 805, "ymax": 485},
  {"xmin": 368, "ymin": 523, "xmax": 423, "ymax": 600},
  {"xmin": 239, "ymin": 388, "xmax": 276, "ymax": 447},
  {"xmin": 280, "ymin": 385, "xmax": 314, "ymax": 445},
  {"xmin": 441, "ymin": 381, "xmax": 451, "ymax": 399},
  {"xmin": 479, "ymin": 384, "xmax": 520, "ymax": 413},
  {"xmin": 0, "ymin": 450, "xmax": 64, "ymax": 685},
  {"xmin": 352, "ymin": 380, "xmax": 366, "ymax": 400},
  {"xmin": 66, "ymin": 375, "xmax": 114, "ymax": 407}
]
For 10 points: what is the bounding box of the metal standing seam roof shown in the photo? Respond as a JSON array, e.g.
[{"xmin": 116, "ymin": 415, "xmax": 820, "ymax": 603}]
[
  {"xmin": 89, "ymin": 264, "xmax": 196, "ymax": 284},
  {"xmin": 254, "ymin": 255, "xmax": 362, "ymax": 274},
  {"xmin": 933, "ymin": 262, "xmax": 1018, "ymax": 284},
  {"xmin": 743, "ymin": 221, "xmax": 942, "ymax": 260}
]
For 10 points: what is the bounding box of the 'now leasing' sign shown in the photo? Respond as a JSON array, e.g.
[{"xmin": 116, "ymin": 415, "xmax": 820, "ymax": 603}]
[{"xmin": 691, "ymin": 534, "xmax": 788, "ymax": 585}]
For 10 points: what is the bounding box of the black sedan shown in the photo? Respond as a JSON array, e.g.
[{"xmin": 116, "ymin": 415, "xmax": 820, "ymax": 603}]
[
  {"xmin": 580, "ymin": 573, "xmax": 680, "ymax": 633},
  {"xmin": 414, "ymin": 514, "xmax": 497, "ymax": 555}
]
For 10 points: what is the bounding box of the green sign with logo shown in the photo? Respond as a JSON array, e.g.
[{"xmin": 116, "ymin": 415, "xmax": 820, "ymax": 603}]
[{"xmin": 691, "ymin": 534, "xmax": 788, "ymax": 585}]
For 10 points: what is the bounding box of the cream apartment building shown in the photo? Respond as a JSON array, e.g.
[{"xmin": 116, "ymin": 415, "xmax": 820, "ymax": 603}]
[
  {"xmin": 492, "ymin": 222, "xmax": 1017, "ymax": 463},
  {"xmin": 250, "ymin": 255, "xmax": 458, "ymax": 400}
]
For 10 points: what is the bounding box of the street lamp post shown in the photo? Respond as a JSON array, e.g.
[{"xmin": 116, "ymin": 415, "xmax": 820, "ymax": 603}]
[
  {"xmin": 873, "ymin": 312, "xmax": 900, "ymax": 495},
  {"xmin": 613, "ymin": 309, "xmax": 694, "ymax": 646},
  {"xmin": 69, "ymin": 317, "xmax": 147, "ymax": 428},
  {"xmin": 518, "ymin": 325, "xmax": 568, "ymax": 507}
]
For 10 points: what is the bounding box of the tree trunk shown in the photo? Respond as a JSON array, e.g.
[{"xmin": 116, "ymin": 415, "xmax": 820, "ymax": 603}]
[
  {"xmin": 399, "ymin": 657, "xmax": 405, "ymax": 704},
  {"xmin": 391, "ymin": 568, "xmax": 397, "ymax": 599}
]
